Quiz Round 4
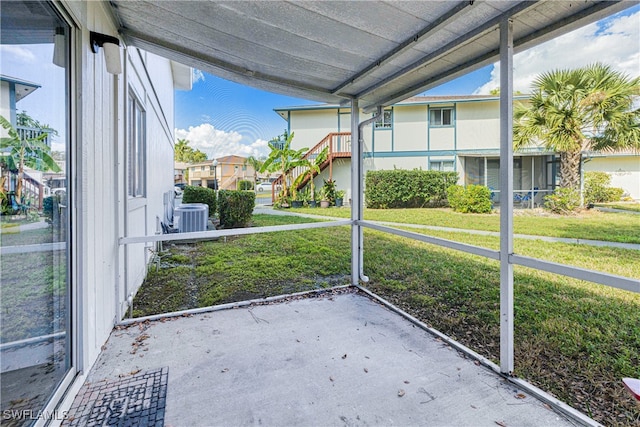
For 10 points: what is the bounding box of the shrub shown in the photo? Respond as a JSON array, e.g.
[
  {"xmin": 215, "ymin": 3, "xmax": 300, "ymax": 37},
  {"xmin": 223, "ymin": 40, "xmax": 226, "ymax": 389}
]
[
  {"xmin": 320, "ymin": 179, "xmax": 336, "ymax": 205},
  {"xmin": 237, "ymin": 180, "xmax": 253, "ymax": 191},
  {"xmin": 584, "ymin": 171, "xmax": 624, "ymax": 204},
  {"xmin": 43, "ymin": 194, "xmax": 68, "ymax": 226},
  {"xmin": 218, "ymin": 190, "xmax": 255, "ymax": 228},
  {"xmin": 182, "ymin": 186, "xmax": 217, "ymax": 217},
  {"xmin": 446, "ymin": 184, "xmax": 492, "ymax": 213},
  {"xmin": 365, "ymin": 169, "xmax": 458, "ymax": 209},
  {"xmin": 544, "ymin": 187, "xmax": 580, "ymax": 214},
  {"xmin": 43, "ymin": 195, "xmax": 57, "ymax": 224}
]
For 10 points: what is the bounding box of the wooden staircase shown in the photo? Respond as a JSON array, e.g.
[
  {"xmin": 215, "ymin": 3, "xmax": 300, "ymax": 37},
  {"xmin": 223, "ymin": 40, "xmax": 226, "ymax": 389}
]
[{"xmin": 271, "ymin": 132, "xmax": 351, "ymax": 201}]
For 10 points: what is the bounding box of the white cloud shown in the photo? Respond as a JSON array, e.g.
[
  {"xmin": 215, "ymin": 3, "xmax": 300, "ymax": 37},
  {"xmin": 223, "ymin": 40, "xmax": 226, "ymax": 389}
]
[
  {"xmin": 474, "ymin": 10, "xmax": 640, "ymax": 94},
  {"xmin": 193, "ymin": 69, "xmax": 205, "ymax": 83},
  {"xmin": 0, "ymin": 45, "xmax": 37, "ymax": 64},
  {"xmin": 175, "ymin": 123, "xmax": 269, "ymax": 159}
]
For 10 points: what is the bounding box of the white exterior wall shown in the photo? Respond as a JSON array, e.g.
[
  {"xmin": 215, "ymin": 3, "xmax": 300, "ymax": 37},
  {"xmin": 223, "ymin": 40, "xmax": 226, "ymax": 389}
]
[
  {"xmin": 429, "ymin": 127, "xmax": 455, "ymax": 151},
  {"xmin": 393, "ymin": 105, "xmax": 426, "ymax": 152},
  {"xmin": 368, "ymin": 156, "xmax": 426, "ymax": 171},
  {"xmin": 0, "ymin": 82, "xmax": 11, "ymax": 132},
  {"xmin": 372, "ymin": 128, "xmax": 392, "ymax": 151},
  {"xmin": 289, "ymin": 109, "xmax": 339, "ymax": 150},
  {"xmin": 456, "ymin": 100, "xmax": 500, "ymax": 150},
  {"xmin": 62, "ymin": 0, "xmax": 179, "ymax": 371},
  {"xmin": 585, "ymin": 156, "xmax": 640, "ymax": 200}
]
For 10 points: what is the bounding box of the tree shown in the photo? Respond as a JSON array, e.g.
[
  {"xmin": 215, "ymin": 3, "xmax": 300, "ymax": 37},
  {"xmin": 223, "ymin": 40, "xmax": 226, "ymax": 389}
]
[
  {"xmin": 489, "ymin": 88, "xmax": 523, "ymax": 96},
  {"xmin": 260, "ymin": 131, "xmax": 307, "ymax": 202},
  {"xmin": 514, "ymin": 63, "xmax": 640, "ymax": 194},
  {"xmin": 0, "ymin": 115, "xmax": 61, "ymax": 203},
  {"xmin": 243, "ymin": 156, "xmax": 264, "ymax": 186},
  {"xmin": 174, "ymin": 138, "xmax": 207, "ymax": 163},
  {"xmin": 293, "ymin": 146, "xmax": 328, "ymax": 201}
]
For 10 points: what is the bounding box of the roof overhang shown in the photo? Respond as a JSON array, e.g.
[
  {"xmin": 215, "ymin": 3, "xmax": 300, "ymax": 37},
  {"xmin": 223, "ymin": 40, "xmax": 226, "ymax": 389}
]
[
  {"xmin": 1, "ymin": 75, "xmax": 41, "ymax": 102},
  {"xmin": 109, "ymin": 1, "xmax": 635, "ymax": 112}
]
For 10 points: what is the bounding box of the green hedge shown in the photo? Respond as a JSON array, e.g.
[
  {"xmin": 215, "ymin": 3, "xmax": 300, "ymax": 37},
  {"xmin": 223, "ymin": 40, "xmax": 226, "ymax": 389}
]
[
  {"xmin": 218, "ymin": 190, "xmax": 255, "ymax": 228},
  {"xmin": 446, "ymin": 185, "xmax": 492, "ymax": 213},
  {"xmin": 237, "ymin": 180, "xmax": 254, "ymax": 191},
  {"xmin": 365, "ymin": 169, "xmax": 458, "ymax": 209},
  {"xmin": 182, "ymin": 186, "xmax": 217, "ymax": 217}
]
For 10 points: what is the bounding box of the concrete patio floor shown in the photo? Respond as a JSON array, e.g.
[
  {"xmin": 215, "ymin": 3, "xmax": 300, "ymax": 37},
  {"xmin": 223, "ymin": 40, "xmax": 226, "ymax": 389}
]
[{"xmin": 79, "ymin": 290, "xmax": 577, "ymax": 426}]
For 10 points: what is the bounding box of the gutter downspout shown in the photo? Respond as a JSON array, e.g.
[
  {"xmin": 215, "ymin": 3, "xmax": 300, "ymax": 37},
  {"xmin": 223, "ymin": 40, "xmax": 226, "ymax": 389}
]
[{"xmin": 352, "ymin": 104, "xmax": 382, "ymax": 284}]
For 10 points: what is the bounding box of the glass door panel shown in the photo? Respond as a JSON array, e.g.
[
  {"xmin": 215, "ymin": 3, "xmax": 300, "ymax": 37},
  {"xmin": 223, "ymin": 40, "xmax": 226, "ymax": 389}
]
[{"xmin": 1, "ymin": 2, "xmax": 72, "ymax": 425}]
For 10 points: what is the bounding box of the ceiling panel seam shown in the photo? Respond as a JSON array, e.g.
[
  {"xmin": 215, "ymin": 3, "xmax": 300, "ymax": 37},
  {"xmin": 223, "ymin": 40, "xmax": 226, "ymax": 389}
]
[
  {"xmin": 331, "ymin": 0, "xmax": 472, "ymax": 95},
  {"xmin": 121, "ymin": 29, "xmax": 348, "ymax": 101},
  {"xmin": 354, "ymin": 1, "xmax": 536, "ymax": 100},
  {"xmin": 116, "ymin": 2, "xmax": 364, "ymax": 74}
]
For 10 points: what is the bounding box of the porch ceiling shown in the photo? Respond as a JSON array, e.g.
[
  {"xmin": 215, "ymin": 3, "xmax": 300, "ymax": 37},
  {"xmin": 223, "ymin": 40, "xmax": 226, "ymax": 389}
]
[{"xmin": 108, "ymin": 1, "xmax": 632, "ymax": 111}]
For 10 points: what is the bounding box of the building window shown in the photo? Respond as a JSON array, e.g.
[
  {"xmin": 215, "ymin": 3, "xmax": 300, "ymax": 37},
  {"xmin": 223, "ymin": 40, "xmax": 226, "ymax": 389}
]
[
  {"xmin": 429, "ymin": 108, "xmax": 453, "ymax": 127},
  {"xmin": 374, "ymin": 109, "xmax": 392, "ymax": 129},
  {"xmin": 128, "ymin": 94, "xmax": 146, "ymax": 197},
  {"xmin": 430, "ymin": 160, "xmax": 454, "ymax": 171}
]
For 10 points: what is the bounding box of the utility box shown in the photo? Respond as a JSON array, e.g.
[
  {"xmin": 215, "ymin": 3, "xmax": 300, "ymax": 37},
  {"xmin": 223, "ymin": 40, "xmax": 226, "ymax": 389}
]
[{"xmin": 174, "ymin": 203, "xmax": 208, "ymax": 232}]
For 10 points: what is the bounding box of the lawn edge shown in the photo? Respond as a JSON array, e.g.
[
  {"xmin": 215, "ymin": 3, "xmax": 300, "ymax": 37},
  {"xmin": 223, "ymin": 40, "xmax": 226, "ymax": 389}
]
[{"xmin": 354, "ymin": 284, "xmax": 603, "ymax": 427}]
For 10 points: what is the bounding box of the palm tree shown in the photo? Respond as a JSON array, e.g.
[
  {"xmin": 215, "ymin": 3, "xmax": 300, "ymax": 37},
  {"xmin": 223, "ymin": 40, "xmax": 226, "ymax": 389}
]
[
  {"xmin": 174, "ymin": 138, "xmax": 191, "ymax": 162},
  {"xmin": 243, "ymin": 155, "xmax": 264, "ymax": 187},
  {"xmin": 514, "ymin": 63, "xmax": 640, "ymax": 193},
  {"xmin": 293, "ymin": 146, "xmax": 328, "ymax": 201},
  {"xmin": 174, "ymin": 138, "xmax": 207, "ymax": 163},
  {"xmin": 260, "ymin": 131, "xmax": 307, "ymax": 202},
  {"xmin": 1, "ymin": 115, "xmax": 61, "ymax": 203}
]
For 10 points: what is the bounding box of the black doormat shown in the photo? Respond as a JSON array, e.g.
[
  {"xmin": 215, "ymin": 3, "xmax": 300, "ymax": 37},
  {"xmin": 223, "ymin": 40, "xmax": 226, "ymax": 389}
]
[{"xmin": 63, "ymin": 367, "xmax": 168, "ymax": 427}]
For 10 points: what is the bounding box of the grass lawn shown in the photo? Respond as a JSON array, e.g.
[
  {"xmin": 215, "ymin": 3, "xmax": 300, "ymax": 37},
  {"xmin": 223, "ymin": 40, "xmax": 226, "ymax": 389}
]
[
  {"xmin": 291, "ymin": 206, "xmax": 640, "ymax": 244},
  {"xmin": 0, "ymin": 249, "xmax": 67, "ymax": 343},
  {"xmin": 1, "ymin": 225, "xmax": 67, "ymax": 343},
  {"xmin": 131, "ymin": 213, "xmax": 640, "ymax": 426}
]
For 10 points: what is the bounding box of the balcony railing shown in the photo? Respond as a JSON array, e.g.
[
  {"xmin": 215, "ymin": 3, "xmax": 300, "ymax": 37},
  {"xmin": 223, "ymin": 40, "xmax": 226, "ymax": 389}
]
[
  {"xmin": 16, "ymin": 125, "xmax": 53, "ymax": 148},
  {"xmin": 272, "ymin": 132, "xmax": 351, "ymax": 201}
]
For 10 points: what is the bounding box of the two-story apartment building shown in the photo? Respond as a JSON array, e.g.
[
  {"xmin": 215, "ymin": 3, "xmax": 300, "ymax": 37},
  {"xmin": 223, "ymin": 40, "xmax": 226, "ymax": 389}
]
[
  {"xmin": 276, "ymin": 95, "xmax": 639, "ymax": 205},
  {"xmin": 187, "ymin": 155, "xmax": 255, "ymax": 190}
]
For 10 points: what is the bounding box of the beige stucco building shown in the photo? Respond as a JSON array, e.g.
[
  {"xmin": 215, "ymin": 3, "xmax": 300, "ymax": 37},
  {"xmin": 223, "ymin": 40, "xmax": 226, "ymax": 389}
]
[{"xmin": 187, "ymin": 155, "xmax": 255, "ymax": 190}]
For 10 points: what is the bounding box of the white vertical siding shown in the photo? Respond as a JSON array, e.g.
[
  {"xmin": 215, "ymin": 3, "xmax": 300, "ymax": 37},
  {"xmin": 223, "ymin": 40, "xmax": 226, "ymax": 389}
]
[
  {"xmin": 124, "ymin": 49, "xmax": 176, "ymax": 300},
  {"xmin": 75, "ymin": 0, "xmax": 121, "ymax": 366},
  {"xmin": 63, "ymin": 0, "xmax": 180, "ymax": 370}
]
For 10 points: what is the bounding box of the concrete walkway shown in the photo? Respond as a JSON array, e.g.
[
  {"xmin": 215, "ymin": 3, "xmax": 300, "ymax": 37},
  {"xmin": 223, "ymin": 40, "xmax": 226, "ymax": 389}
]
[
  {"xmin": 254, "ymin": 206, "xmax": 640, "ymax": 251},
  {"xmin": 80, "ymin": 291, "xmax": 577, "ymax": 426}
]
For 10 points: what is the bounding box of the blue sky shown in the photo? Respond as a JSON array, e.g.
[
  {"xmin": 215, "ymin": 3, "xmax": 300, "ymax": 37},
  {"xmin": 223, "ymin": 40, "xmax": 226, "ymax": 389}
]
[{"xmin": 175, "ymin": 4, "xmax": 639, "ymax": 160}]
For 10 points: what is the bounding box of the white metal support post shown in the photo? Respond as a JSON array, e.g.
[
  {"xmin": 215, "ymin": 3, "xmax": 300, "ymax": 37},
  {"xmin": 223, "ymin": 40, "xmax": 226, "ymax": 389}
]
[
  {"xmin": 499, "ymin": 17, "xmax": 515, "ymax": 374},
  {"xmin": 351, "ymin": 99, "xmax": 362, "ymax": 285}
]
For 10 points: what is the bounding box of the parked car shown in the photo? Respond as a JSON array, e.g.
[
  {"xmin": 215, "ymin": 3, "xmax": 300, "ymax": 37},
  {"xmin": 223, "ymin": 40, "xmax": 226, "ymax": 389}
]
[
  {"xmin": 174, "ymin": 186, "xmax": 183, "ymax": 197},
  {"xmin": 256, "ymin": 181, "xmax": 282, "ymax": 192},
  {"xmin": 256, "ymin": 182, "xmax": 272, "ymax": 192}
]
